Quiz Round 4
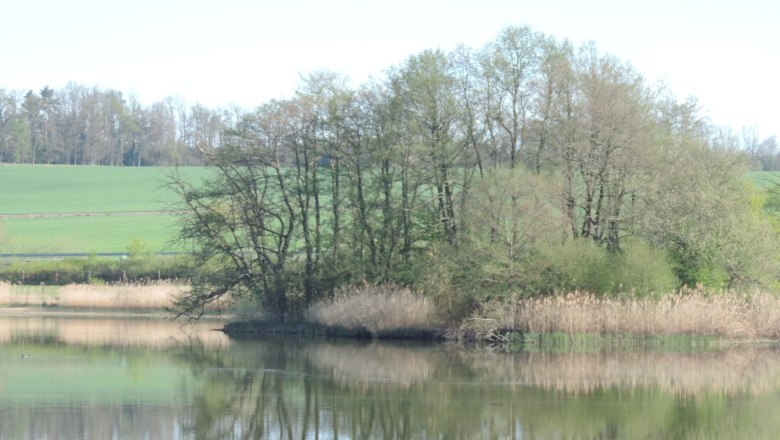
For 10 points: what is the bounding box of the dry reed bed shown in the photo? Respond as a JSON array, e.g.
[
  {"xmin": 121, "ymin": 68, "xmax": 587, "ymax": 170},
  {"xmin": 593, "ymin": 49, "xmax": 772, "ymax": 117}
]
[
  {"xmin": 0, "ymin": 281, "xmax": 183, "ymax": 309},
  {"xmin": 57, "ymin": 283, "xmax": 180, "ymax": 309},
  {"xmin": 307, "ymin": 284, "xmax": 438, "ymax": 335},
  {"xmin": 469, "ymin": 287, "xmax": 780, "ymax": 340}
]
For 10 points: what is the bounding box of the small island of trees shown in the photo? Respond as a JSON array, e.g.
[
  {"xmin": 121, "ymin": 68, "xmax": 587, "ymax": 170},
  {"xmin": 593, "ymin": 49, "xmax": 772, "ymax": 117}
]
[{"xmin": 4, "ymin": 26, "xmax": 780, "ymax": 339}]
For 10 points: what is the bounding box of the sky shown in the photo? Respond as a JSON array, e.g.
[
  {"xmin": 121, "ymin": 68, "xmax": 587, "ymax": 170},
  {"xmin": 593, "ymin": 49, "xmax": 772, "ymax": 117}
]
[{"xmin": 2, "ymin": 0, "xmax": 778, "ymax": 138}]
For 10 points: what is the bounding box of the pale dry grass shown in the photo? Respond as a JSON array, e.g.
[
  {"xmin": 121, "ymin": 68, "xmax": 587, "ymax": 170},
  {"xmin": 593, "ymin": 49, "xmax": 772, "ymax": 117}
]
[
  {"xmin": 307, "ymin": 284, "xmax": 439, "ymax": 335},
  {"xmin": 467, "ymin": 286, "xmax": 780, "ymax": 340},
  {"xmin": 0, "ymin": 281, "xmax": 185, "ymax": 309},
  {"xmin": 57, "ymin": 282, "xmax": 181, "ymax": 309},
  {"xmin": 0, "ymin": 282, "xmax": 51, "ymax": 306}
]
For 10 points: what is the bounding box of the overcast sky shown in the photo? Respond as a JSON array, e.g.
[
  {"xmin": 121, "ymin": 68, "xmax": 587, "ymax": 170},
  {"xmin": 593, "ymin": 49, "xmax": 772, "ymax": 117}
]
[{"xmin": 3, "ymin": 0, "xmax": 778, "ymax": 138}]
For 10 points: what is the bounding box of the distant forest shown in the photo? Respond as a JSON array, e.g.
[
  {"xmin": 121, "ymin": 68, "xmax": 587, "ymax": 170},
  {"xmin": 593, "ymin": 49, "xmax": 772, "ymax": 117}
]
[{"xmin": 0, "ymin": 84, "xmax": 234, "ymax": 166}]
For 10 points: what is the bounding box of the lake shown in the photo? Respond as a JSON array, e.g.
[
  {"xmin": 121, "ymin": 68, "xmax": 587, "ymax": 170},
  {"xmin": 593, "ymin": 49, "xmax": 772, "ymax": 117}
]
[{"xmin": 1, "ymin": 313, "xmax": 779, "ymax": 439}]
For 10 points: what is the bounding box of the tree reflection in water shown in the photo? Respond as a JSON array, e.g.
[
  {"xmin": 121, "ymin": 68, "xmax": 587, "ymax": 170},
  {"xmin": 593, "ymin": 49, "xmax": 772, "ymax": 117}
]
[
  {"xmin": 175, "ymin": 339, "xmax": 780, "ymax": 439},
  {"xmin": 2, "ymin": 315, "xmax": 780, "ymax": 439}
]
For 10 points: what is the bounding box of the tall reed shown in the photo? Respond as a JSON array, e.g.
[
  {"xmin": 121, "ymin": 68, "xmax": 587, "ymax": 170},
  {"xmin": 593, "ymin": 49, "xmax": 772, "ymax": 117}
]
[
  {"xmin": 57, "ymin": 282, "xmax": 180, "ymax": 309},
  {"xmin": 0, "ymin": 281, "xmax": 183, "ymax": 310},
  {"xmin": 467, "ymin": 286, "xmax": 780, "ymax": 340},
  {"xmin": 307, "ymin": 284, "xmax": 439, "ymax": 335}
]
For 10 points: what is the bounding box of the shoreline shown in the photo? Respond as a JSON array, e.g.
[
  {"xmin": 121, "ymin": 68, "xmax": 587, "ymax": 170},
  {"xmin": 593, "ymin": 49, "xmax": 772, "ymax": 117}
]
[
  {"xmin": 3, "ymin": 307, "xmax": 777, "ymax": 351},
  {"xmin": 223, "ymin": 319, "xmax": 449, "ymax": 341},
  {"xmin": 0, "ymin": 306, "xmax": 229, "ymax": 322}
]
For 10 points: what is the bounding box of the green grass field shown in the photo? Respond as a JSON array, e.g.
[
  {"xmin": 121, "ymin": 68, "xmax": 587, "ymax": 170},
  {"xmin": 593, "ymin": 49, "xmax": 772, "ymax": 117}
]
[
  {"xmin": 749, "ymin": 171, "xmax": 780, "ymax": 189},
  {"xmin": 0, "ymin": 165, "xmax": 210, "ymax": 253}
]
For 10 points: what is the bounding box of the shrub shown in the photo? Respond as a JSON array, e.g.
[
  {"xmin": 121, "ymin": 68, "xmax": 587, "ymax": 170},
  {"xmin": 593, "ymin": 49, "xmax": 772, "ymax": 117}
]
[
  {"xmin": 416, "ymin": 244, "xmax": 481, "ymax": 324},
  {"xmin": 612, "ymin": 240, "xmax": 679, "ymax": 296},
  {"xmin": 541, "ymin": 238, "xmax": 614, "ymax": 294},
  {"xmin": 0, "ymin": 255, "xmax": 192, "ymax": 285}
]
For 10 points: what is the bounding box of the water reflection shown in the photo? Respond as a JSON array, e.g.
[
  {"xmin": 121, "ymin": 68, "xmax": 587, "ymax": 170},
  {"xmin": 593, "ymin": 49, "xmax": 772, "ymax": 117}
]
[
  {"xmin": 459, "ymin": 348, "xmax": 780, "ymax": 397},
  {"xmin": 1, "ymin": 314, "xmax": 780, "ymax": 439},
  {"xmin": 0, "ymin": 311, "xmax": 229, "ymax": 348}
]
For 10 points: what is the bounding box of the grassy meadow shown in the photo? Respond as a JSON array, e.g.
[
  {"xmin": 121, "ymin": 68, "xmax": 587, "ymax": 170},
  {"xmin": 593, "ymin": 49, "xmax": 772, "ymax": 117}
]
[{"xmin": 0, "ymin": 165, "xmax": 211, "ymax": 253}]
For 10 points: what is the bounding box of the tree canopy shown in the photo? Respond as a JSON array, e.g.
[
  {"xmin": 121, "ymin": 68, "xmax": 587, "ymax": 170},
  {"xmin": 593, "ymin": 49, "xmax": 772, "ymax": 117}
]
[{"xmin": 163, "ymin": 26, "xmax": 780, "ymax": 320}]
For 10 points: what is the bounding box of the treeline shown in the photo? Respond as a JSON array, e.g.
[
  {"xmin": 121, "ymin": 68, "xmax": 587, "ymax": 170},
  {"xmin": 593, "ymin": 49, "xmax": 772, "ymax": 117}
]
[
  {"xmin": 1, "ymin": 78, "xmax": 778, "ymax": 170},
  {"xmin": 0, "ymin": 84, "xmax": 237, "ymax": 166},
  {"xmin": 169, "ymin": 26, "xmax": 780, "ymax": 320}
]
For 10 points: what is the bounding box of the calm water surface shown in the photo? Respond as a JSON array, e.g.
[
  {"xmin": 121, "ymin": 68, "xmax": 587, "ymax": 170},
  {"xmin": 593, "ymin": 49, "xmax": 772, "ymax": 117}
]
[{"xmin": 1, "ymin": 313, "xmax": 780, "ymax": 439}]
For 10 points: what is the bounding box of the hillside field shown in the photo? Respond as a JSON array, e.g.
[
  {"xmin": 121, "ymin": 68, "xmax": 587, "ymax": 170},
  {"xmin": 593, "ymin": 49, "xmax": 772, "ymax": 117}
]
[{"xmin": 0, "ymin": 165, "xmax": 211, "ymax": 253}]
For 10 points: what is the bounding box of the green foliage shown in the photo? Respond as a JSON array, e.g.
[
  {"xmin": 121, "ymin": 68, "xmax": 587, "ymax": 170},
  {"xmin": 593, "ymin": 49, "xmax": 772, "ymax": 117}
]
[
  {"xmin": 533, "ymin": 239, "xmax": 679, "ymax": 296},
  {"xmin": 417, "ymin": 244, "xmax": 480, "ymax": 324},
  {"xmin": 154, "ymin": 27, "xmax": 780, "ymax": 321},
  {"xmin": 0, "ymin": 255, "xmax": 192, "ymax": 285},
  {"xmin": 612, "ymin": 240, "xmax": 679, "ymax": 295},
  {"xmin": 544, "ymin": 238, "xmax": 615, "ymax": 294},
  {"xmin": 126, "ymin": 239, "xmax": 151, "ymax": 260}
]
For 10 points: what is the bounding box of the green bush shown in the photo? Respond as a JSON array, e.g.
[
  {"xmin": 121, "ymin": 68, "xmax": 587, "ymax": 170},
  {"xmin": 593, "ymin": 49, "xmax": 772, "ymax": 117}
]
[
  {"xmin": 417, "ymin": 244, "xmax": 480, "ymax": 324},
  {"xmin": 542, "ymin": 239, "xmax": 614, "ymax": 294},
  {"xmin": 612, "ymin": 240, "xmax": 679, "ymax": 296},
  {"xmin": 531, "ymin": 239, "xmax": 679, "ymax": 297},
  {"xmin": 0, "ymin": 255, "xmax": 193, "ymax": 285}
]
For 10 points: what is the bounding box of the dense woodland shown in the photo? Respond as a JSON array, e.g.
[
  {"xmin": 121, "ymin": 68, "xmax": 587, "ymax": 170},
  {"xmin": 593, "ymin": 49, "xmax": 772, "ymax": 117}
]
[{"xmin": 157, "ymin": 26, "xmax": 780, "ymax": 320}]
